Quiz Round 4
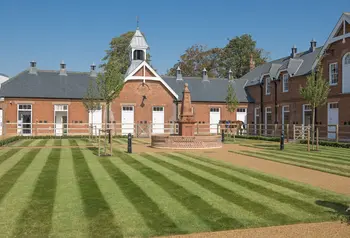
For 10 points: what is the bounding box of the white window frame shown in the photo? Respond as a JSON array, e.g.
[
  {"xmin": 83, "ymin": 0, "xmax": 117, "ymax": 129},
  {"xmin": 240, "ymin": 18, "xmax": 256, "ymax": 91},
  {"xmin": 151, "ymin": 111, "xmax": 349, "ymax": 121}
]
[
  {"xmin": 54, "ymin": 104, "xmax": 69, "ymax": 135},
  {"xmin": 302, "ymin": 104, "xmax": 312, "ymax": 125},
  {"xmin": 265, "ymin": 77, "xmax": 271, "ymax": 95},
  {"xmin": 282, "ymin": 73, "xmax": 289, "ymax": 92},
  {"xmin": 329, "ymin": 62, "xmax": 338, "ymax": 86},
  {"xmin": 282, "ymin": 105, "xmax": 290, "ymax": 127}
]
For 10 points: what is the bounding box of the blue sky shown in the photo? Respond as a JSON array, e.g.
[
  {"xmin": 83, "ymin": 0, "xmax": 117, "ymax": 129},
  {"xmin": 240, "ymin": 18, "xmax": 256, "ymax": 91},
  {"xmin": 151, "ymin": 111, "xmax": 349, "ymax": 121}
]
[{"xmin": 1, "ymin": 0, "xmax": 348, "ymax": 77}]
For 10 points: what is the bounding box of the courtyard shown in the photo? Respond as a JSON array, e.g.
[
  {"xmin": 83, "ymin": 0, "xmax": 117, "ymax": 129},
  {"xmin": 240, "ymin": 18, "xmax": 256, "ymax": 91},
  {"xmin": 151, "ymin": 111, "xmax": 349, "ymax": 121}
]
[{"xmin": 0, "ymin": 138, "xmax": 349, "ymax": 237}]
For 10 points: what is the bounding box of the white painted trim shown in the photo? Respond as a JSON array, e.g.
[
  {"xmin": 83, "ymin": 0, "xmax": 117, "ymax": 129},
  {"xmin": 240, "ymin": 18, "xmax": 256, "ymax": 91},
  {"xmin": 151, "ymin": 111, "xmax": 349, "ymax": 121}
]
[
  {"xmin": 125, "ymin": 61, "xmax": 179, "ymax": 99},
  {"xmin": 54, "ymin": 104, "xmax": 69, "ymax": 136},
  {"xmin": 282, "ymin": 73, "xmax": 289, "ymax": 92},
  {"xmin": 342, "ymin": 52, "xmax": 350, "ymax": 93},
  {"xmin": 17, "ymin": 103, "xmax": 32, "ymax": 135},
  {"xmin": 265, "ymin": 77, "xmax": 271, "ymax": 95},
  {"xmin": 312, "ymin": 13, "xmax": 350, "ymax": 69}
]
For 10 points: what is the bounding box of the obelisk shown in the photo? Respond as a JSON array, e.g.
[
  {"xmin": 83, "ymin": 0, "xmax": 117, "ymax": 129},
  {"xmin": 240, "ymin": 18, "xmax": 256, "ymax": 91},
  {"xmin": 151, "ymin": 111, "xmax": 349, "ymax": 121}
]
[{"xmin": 178, "ymin": 83, "xmax": 196, "ymax": 136}]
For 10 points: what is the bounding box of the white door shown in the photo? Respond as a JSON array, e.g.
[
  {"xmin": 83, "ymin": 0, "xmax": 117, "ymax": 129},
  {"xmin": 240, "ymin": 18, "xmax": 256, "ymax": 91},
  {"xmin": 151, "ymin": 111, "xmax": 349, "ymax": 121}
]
[
  {"xmin": 236, "ymin": 108, "xmax": 247, "ymax": 124},
  {"xmin": 343, "ymin": 53, "xmax": 350, "ymax": 93},
  {"xmin": 328, "ymin": 103, "xmax": 339, "ymax": 139},
  {"xmin": 210, "ymin": 108, "xmax": 220, "ymax": 134},
  {"xmin": 55, "ymin": 116, "xmax": 63, "ymax": 136},
  {"xmin": 89, "ymin": 109, "xmax": 102, "ymax": 135},
  {"xmin": 152, "ymin": 106, "xmax": 164, "ymax": 134},
  {"xmin": 121, "ymin": 106, "xmax": 134, "ymax": 135}
]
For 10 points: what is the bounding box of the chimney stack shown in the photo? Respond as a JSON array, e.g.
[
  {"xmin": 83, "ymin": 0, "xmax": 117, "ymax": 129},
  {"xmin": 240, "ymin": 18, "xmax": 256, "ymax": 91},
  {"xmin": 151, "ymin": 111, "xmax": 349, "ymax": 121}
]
[
  {"xmin": 202, "ymin": 68, "xmax": 208, "ymax": 81},
  {"xmin": 176, "ymin": 66, "xmax": 183, "ymax": 80},
  {"xmin": 249, "ymin": 54, "xmax": 255, "ymax": 71},
  {"xmin": 309, "ymin": 39, "xmax": 317, "ymax": 52},
  {"xmin": 59, "ymin": 60, "xmax": 67, "ymax": 76},
  {"xmin": 90, "ymin": 62, "xmax": 97, "ymax": 77},
  {"xmin": 228, "ymin": 68, "xmax": 233, "ymax": 80},
  {"xmin": 29, "ymin": 61, "xmax": 37, "ymax": 75},
  {"xmin": 291, "ymin": 45, "xmax": 297, "ymax": 58}
]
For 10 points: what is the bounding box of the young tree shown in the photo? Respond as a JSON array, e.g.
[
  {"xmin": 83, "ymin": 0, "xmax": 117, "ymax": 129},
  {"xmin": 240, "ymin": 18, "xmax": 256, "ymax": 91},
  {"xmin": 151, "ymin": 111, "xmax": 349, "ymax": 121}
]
[
  {"xmin": 96, "ymin": 62, "xmax": 125, "ymax": 132},
  {"xmin": 82, "ymin": 80, "xmax": 100, "ymax": 139},
  {"xmin": 225, "ymin": 83, "xmax": 239, "ymax": 113},
  {"xmin": 300, "ymin": 64, "xmax": 330, "ymax": 149}
]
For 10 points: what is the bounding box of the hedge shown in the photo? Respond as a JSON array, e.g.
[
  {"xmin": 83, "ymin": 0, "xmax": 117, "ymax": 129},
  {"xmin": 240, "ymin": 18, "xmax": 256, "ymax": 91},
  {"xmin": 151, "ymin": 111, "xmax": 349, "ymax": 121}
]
[
  {"xmin": 299, "ymin": 140, "xmax": 350, "ymax": 148},
  {"xmin": 226, "ymin": 135, "xmax": 281, "ymax": 142}
]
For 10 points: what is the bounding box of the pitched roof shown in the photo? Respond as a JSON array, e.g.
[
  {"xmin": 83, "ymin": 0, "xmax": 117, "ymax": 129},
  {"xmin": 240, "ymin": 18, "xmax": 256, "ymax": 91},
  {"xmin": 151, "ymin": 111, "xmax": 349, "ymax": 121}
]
[
  {"xmin": 0, "ymin": 73, "xmax": 9, "ymax": 77},
  {"xmin": 0, "ymin": 70, "xmax": 98, "ymax": 99},
  {"xmin": 243, "ymin": 46, "xmax": 321, "ymax": 87},
  {"xmin": 163, "ymin": 76, "xmax": 253, "ymax": 103},
  {"xmin": 129, "ymin": 28, "xmax": 149, "ymax": 49}
]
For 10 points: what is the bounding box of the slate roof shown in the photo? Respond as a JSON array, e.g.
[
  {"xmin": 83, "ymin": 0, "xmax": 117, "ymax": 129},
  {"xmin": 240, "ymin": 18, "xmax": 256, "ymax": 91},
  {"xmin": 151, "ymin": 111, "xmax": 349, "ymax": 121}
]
[
  {"xmin": 0, "ymin": 70, "xmax": 98, "ymax": 99},
  {"xmin": 0, "ymin": 73, "xmax": 9, "ymax": 77},
  {"xmin": 163, "ymin": 77, "xmax": 252, "ymax": 103},
  {"xmin": 243, "ymin": 46, "xmax": 322, "ymax": 87}
]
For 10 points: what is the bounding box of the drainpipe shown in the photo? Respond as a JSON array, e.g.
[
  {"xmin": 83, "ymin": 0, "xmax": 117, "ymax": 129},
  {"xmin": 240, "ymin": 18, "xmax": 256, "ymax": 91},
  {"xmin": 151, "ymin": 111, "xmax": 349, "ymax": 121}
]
[{"xmin": 274, "ymin": 80, "xmax": 278, "ymax": 124}]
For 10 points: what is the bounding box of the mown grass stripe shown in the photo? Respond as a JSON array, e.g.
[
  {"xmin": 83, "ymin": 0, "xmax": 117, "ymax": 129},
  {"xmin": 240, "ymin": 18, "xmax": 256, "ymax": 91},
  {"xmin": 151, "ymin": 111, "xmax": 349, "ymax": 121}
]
[
  {"xmin": 233, "ymin": 151, "xmax": 350, "ymax": 177},
  {"xmin": 13, "ymin": 148, "xmax": 60, "ymax": 237},
  {"xmin": 240, "ymin": 150, "xmax": 350, "ymax": 172},
  {"xmin": 141, "ymin": 153, "xmax": 298, "ymax": 225},
  {"xmin": 112, "ymin": 139, "xmax": 124, "ymax": 145},
  {"xmin": 129, "ymin": 153, "xmax": 271, "ymax": 228},
  {"xmin": 0, "ymin": 149, "xmax": 21, "ymax": 166},
  {"xmin": 0, "ymin": 148, "xmax": 51, "ymax": 237},
  {"xmin": 51, "ymin": 148, "xmax": 87, "ymax": 237},
  {"xmin": 82, "ymin": 147, "xmax": 153, "ymax": 238},
  {"xmin": 115, "ymin": 153, "xmax": 213, "ymax": 234},
  {"xmin": 164, "ymin": 153, "xmax": 326, "ymax": 216},
  {"xmin": 114, "ymin": 150, "xmax": 243, "ymax": 231},
  {"xmin": 0, "ymin": 148, "xmax": 42, "ymax": 203},
  {"xmin": 178, "ymin": 152, "xmax": 348, "ymax": 201},
  {"xmin": 69, "ymin": 141, "xmax": 122, "ymax": 238},
  {"xmin": 99, "ymin": 155, "xmax": 183, "ymax": 236},
  {"xmin": 53, "ymin": 139, "xmax": 62, "ymax": 147},
  {"xmin": 272, "ymin": 150, "xmax": 350, "ymax": 166}
]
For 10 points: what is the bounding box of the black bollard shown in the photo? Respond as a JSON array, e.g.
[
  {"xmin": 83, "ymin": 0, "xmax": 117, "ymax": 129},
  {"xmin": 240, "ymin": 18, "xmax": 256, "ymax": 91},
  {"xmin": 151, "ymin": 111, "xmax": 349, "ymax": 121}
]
[
  {"xmin": 221, "ymin": 129, "xmax": 225, "ymax": 142},
  {"xmin": 127, "ymin": 133, "xmax": 132, "ymax": 153},
  {"xmin": 280, "ymin": 133, "xmax": 284, "ymax": 150}
]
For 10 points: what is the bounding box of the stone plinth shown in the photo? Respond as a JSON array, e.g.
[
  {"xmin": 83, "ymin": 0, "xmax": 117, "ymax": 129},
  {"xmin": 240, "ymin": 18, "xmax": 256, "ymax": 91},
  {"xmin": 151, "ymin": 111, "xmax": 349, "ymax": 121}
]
[
  {"xmin": 151, "ymin": 135, "xmax": 222, "ymax": 149},
  {"xmin": 178, "ymin": 121, "xmax": 196, "ymax": 136}
]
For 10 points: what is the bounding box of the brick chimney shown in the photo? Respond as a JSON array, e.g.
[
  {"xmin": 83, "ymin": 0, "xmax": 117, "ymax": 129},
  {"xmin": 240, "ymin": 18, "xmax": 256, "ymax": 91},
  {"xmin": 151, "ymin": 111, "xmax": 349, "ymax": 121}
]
[{"xmin": 249, "ymin": 54, "xmax": 255, "ymax": 71}]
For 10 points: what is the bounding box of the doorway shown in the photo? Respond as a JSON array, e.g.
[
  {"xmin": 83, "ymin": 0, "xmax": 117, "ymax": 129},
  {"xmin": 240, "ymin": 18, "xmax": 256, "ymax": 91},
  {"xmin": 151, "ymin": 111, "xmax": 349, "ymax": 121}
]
[
  {"xmin": 17, "ymin": 104, "xmax": 32, "ymax": 135},
  {"xmin": 54, "ymin": 104, "xmax": 68, "ymax": 136}
]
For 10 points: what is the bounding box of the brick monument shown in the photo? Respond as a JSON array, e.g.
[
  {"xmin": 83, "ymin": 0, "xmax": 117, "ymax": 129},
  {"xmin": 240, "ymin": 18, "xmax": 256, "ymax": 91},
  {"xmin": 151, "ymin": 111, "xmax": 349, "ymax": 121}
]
[{"xmin": 178, "ymin": 83, "xmax": 196, "ymax": 136}]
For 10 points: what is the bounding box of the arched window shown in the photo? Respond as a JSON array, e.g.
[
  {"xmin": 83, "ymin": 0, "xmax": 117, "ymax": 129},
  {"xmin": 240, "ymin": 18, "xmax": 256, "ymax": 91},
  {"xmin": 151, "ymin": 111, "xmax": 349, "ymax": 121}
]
[
  {"xmin": 345, "ymin": 53, "xmax": 350, "ymax": 65},
  {"xmin": 133, "ymin": 50, "xmax": 144, "ymax": 60}
]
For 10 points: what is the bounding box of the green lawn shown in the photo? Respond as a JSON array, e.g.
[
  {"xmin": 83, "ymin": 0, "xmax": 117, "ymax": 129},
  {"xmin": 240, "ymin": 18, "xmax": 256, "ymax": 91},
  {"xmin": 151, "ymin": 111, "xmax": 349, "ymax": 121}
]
[
  {"xmin": 230, "ymin": 140, "xmax": 350, "ymax": 177},
  {"xmin": 0, "ymin": 139, "xmax": 349, "ymax": 237}
]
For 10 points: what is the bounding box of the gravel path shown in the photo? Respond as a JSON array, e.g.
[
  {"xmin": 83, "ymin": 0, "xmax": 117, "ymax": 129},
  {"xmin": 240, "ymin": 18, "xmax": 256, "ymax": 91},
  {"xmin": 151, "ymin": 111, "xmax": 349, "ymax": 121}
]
[{"xmin": 157, "ymin": 222, "xmax": 350, "ymax": 238}]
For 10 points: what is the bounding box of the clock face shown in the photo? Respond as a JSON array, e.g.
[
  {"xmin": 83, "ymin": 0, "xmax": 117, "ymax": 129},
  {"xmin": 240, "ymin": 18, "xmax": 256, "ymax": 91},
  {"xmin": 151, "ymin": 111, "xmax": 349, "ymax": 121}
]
[{"xmin": 137, "ymin": 82, "xmax": 150, "ymax": 96}]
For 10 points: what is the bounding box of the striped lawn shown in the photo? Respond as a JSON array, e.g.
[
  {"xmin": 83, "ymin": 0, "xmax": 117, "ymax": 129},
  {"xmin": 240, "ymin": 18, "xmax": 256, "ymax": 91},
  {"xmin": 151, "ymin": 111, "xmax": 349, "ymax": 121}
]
[
  {"xmin": 230, "ymin": 142, "xmax": 350, "ymax": 177},
  {"xmin": 0, "ymin": 139, "xmax": 349, "ymax": 237}
]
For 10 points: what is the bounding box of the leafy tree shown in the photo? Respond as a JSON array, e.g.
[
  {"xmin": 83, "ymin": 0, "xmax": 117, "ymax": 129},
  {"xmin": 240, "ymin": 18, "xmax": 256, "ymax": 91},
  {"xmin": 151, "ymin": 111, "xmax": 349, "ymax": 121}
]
[
  {"xmin": 218, "ymin": 34, "xmax": 268, "ymax": 78},
  {"xmin": 167, "ymin": 44, "xmax": 220, "ymax": 78},
  {"xmin": 225, "ymin": 83, "xmax": 238, "ymax": 113},
  {"xmin": 82, "ymin": 80, "xmax": 100, "ymax": 139},
  {"xmin": 300, "ymin": 64, "xmax": 330, "ymax": 149},
  {"xmin": 102, "ymin": 31, "xmax": 151, "ymax": 73},
  {"xmin": 96, "ymin": 62, "xmax": 125, "ymax": 130}
]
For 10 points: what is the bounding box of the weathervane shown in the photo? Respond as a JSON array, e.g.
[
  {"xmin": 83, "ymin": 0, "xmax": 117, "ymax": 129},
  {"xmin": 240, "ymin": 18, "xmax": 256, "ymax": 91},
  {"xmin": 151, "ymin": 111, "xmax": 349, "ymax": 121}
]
[{"xmin": 136, "ymin": 16, "xmax": 139, "ymax": 29}]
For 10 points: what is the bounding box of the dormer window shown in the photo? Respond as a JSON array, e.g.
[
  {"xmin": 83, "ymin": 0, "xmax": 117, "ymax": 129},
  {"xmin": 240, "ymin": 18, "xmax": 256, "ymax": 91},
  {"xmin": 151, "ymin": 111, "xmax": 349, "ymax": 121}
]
[
  {"xmin": 133, "ymin": 50, "xmax": 144, "ymax": 60},
  {"xmin": 265, "ymin": 77, "xmax": 271, "ymax": 95}
]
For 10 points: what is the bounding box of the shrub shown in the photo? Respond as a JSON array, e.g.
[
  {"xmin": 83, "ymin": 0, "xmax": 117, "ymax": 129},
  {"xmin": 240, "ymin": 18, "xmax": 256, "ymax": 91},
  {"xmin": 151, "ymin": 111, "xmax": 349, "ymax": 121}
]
[
  {"xmin": 299, "ymin": 140, "xmax": 350, "ymax": 148},
  {"xmin": 226, "ymin": 135, "xmax": 281, "ymax": 142},
  {"xmin": 0, "ymin": 136, "xmax": 22, "ymax": 146}
]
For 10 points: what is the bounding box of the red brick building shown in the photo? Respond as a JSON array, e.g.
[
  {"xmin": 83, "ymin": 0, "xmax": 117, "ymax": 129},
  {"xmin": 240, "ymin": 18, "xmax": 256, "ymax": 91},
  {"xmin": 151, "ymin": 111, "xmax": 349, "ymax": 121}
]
[
  {"xmin": 0, "ymin": 28, "xmax": 249, "ymax": 136},
  {"xmin": 243, "ymin": 12, "xmax": 350, "ymax": 139}
]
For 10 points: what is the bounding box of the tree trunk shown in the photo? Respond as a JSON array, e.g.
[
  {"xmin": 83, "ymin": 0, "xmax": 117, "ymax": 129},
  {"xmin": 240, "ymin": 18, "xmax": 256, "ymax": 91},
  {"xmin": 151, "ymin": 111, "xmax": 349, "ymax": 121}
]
[{"xmin": 312, "ymin": 108, "xmax": 315, "ymax": 150}]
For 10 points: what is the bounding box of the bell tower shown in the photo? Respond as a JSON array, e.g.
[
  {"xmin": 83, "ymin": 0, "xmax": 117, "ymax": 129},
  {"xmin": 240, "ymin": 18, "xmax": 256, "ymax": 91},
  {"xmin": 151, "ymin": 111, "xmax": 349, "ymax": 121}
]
[{"xmin": 129, "ymin": 26, "xmax": 149, "ymax": 62}]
